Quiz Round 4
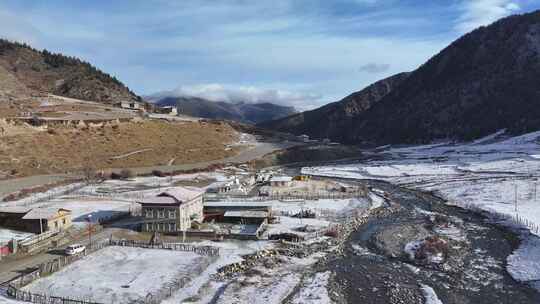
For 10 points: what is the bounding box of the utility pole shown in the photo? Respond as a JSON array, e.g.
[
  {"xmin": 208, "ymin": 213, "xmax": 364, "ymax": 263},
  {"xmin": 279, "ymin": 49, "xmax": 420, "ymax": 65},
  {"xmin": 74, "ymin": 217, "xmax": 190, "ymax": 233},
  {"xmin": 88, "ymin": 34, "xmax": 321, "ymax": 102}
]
[
  {"xmin": 514, "ymin": 184, "xmax": 518, "ymax": 213},
  {"xmin": 87, "ymin": 214, "xmax": 93, "ymax": 247},
  {"xmin": 534, "ymin": 180, "xmax": 537, "ymax": 202}
]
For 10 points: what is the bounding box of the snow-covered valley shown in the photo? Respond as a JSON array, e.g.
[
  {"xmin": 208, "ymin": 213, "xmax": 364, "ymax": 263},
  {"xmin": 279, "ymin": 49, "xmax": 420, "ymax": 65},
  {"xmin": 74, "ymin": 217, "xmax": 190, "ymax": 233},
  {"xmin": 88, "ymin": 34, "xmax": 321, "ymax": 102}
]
[{"xmin": 303, "ymin": 129, "xmax": 540, "ymax": 292}]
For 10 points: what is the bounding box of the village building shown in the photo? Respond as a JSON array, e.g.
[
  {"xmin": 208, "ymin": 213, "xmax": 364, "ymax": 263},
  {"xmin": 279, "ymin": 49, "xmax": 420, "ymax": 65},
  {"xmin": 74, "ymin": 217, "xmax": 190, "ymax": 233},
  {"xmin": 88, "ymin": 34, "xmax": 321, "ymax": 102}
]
[
  {"xmin": 269, "ymin": 176, "xmax": 293, "ymax": 187},
  {"xmin": 298, "ymin": 134, "xmax": 310, "ymax": 142},
  {"xmin": 207, "ymin": 175, "xmax": 256, "ymax": 195},
  {"xmin": 156, "ymin": 106, "xmax": 178, "ymax": 116},
  {"xmin": 139, "ymin": 187, "xmax": 205, "ymax": 233},
  {"xmin": 223, "ymin": 210, "xmax": 269, "ymax": 225},
  {"xmin": 0, "ymin": 207, "xmax": 72, "ymax": 234},
  {"xmin": 114, "ymin": 101, "xmax": 143, "ymax": 111}
]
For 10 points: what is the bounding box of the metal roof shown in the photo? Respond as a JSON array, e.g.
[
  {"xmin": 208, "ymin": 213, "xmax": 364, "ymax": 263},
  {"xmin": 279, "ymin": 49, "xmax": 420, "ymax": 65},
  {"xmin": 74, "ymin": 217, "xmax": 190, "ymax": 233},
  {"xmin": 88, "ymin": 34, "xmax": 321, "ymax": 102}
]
[
  {"xmin": 22, "ymin": 208, "xmax": 71, "ymax": 220},
  {"xmin": 138, "ymin": 196, "xmax": 178, "ymax": 206},
  {"xmin": 204, "ymin": 201, "xmax": 272, "ymax": 208},
  {"xmin": 0, "ymin": 206, "xmax": 32, "ymax": 214},
  {"xmin": 139, "ymin": 186, "xmax": 204, "ymax": 205},
  {"xmin": 269, "ymin": 176, "xmax": 293, "ymax": 182},
  {"xmin": 224, "ymin": 211, "xmax": 269, "ymax": 218}
]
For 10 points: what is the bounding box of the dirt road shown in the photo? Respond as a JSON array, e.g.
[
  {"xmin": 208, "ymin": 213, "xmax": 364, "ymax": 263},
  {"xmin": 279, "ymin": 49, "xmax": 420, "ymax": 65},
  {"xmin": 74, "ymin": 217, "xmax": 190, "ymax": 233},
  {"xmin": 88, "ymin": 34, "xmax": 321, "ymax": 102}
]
[{"xmin": 0, "ymin": 141, "xmax": 302, "ymax": 200}]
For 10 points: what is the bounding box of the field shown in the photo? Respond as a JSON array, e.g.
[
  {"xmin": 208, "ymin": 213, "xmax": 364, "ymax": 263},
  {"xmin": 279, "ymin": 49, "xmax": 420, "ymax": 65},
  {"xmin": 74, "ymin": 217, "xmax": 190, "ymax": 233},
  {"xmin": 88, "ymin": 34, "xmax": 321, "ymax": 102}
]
[
  {"xmin": 22, "ymin": 246, "xmax": 210, "ymax": 304},
  {"xmin": 0, "ymin": 119, "xmax": 240, "ymax": 178}
]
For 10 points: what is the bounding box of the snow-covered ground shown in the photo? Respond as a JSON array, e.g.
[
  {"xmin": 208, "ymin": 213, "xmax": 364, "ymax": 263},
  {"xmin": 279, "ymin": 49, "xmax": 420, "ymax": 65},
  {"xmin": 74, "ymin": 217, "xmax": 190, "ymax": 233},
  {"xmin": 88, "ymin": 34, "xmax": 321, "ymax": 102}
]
[
  {"xmin": 0, "ymin": 228, "xmax": 33, "ymax": 244},
  {"xmin": 208, "ymin": 198, "xmax": 369, "ymax": 238},
  {"xmin": 0, "ymin": 172, "xmax": 229, "ymax": 227},
  {"xmin": 303, "ymin": 129, "xmax": 540, "ymax": 290},
  {"xmin": 23, "ymin": 246, "xmax": 209, "ymax": 304},
  {"xmin": 420, "ymin": 284, "xmax": 444, "ymax": 304},
  {"xmin": 291, "ymin": 271, "xmax": 334, "ymax": 304}
]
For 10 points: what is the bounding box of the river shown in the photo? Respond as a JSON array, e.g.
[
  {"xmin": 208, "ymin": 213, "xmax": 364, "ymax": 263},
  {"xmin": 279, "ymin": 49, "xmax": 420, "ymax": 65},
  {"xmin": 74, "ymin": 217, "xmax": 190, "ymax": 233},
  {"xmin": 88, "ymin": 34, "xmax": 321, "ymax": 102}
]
[{"xmin": 321, "ymin": 180, "xmax": 540, "ymax": 304}]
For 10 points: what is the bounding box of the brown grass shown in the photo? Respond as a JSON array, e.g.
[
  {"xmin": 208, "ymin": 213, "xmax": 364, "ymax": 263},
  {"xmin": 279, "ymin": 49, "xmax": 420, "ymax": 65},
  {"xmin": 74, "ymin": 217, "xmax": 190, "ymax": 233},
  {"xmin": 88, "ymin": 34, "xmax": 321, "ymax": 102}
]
[{"xmin": 0, "ymin": 120, "xmax": 239, "ymax": 177}]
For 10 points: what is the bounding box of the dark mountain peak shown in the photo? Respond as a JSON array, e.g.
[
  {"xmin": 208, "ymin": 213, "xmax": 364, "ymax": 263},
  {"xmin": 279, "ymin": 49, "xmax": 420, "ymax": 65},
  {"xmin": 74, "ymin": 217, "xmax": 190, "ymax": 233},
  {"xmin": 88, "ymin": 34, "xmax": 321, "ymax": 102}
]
[
  {"xmin": 261, "ymin": 10, "xmax": 540, "ymax": 145},
  {"xmin": 258, "ymin": 72, "xmax": 410, "ymax": 141},
  {"xmin": 152, "ymin": 95, "xmax": 296, "ymax": 124}
]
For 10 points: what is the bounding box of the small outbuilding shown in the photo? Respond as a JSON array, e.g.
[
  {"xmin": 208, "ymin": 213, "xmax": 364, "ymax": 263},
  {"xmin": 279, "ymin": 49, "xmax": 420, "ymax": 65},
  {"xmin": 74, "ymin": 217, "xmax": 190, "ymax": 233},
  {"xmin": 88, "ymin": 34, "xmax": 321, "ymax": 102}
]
[
  {"xmin": 269, "ymin": 176, "xmax": 293, "ymax": 187},
  {"xmin": 223, "ymin": 210, "xmax": 269, "ymax": 225},
  {"xmin": 0, "ymin": 207, "xmax": 72, "ymax": 234}
]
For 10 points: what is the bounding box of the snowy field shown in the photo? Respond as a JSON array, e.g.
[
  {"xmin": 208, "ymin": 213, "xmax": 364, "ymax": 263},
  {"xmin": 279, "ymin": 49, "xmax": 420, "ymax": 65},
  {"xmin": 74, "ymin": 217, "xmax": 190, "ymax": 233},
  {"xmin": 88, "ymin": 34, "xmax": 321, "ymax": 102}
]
[
  {"xmin": 303, "ymin": 129, "xmax": 540, "ymax": 290},
  {"xmin": 23, "ymin": 246, "xmax": 209, "ymax": 304},
  {"xmin": 0, "ymin": 172, "xmax": 229, "ymax": 227}
]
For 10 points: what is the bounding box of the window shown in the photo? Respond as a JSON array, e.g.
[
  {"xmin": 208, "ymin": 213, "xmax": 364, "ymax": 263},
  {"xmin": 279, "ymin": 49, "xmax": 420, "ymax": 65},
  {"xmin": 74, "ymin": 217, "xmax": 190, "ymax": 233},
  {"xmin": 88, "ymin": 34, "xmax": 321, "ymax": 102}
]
[
  {"xmin": 145, "ymin": 210, "xmax": 153, "ymax": 218},
  {"xmin": 168, "ymin": 210, "xmax": 176, "ymax": 219},
  {"xmin": 62, "ymin": 218, "xmax": 66, "ymax": 225},
  {"xmin": 158, "ymin": 210, "xmax": 165, "ymax": 218},
  {"xmin": 169, "ymin": 223, "xmax": 175, "ymax": 231}
]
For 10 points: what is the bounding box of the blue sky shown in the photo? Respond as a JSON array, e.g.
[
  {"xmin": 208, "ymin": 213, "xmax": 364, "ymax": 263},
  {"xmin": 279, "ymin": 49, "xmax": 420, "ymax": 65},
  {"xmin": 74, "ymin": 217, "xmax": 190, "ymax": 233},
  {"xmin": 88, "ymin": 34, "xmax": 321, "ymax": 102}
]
[{"xmin": 1, "ymin": 0, "xmax": 539, "ymax": 109}]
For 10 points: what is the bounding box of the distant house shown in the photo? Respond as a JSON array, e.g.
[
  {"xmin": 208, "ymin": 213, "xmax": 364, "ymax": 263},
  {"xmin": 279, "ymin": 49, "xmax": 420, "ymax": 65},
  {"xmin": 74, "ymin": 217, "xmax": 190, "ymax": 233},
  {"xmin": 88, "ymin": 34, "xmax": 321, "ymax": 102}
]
[
  {"xmin": 293, "ymin": 175, "xmax": 311, "ymax": 181},
  {"xmin": 114, "ymin": 101, "xmax": 142, "ymax": 110},
  {"xmin": 0, "ymin": 207, "xmax": 72, "ymax": 234},
  {"xmin": 298, "ymin": 134, "xmax": 310, "ymax": 143},
  {"xmin": 269, "ymin": 176, "xmax": 293, "ymax": 187},
  {"xmin": 139, "ymin": 187, "xmax": 204, "ymax": 233},
  {"xmin": 156, "ymin": 106, "xmax": 178, "ymax": 116},
  {"xmin": 207, "ymin": 175, "xmax": 256, "ymax": 195}
]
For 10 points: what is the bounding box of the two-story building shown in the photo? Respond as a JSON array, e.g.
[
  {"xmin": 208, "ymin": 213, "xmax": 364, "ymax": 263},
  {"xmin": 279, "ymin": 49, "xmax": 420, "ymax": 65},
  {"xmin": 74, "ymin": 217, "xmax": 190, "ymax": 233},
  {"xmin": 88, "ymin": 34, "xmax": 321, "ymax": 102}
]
[{"xmin": 139, "ymin": 187, "xmax": 204, "ymax": 233}]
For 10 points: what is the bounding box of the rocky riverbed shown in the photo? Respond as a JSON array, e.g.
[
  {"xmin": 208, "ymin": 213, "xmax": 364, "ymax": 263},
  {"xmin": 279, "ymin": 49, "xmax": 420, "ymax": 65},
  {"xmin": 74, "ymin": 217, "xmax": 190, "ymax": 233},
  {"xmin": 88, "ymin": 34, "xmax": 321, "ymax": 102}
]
[{"xmin": 321, "ymin": 180, "xmax": 540, "ymax": 304}]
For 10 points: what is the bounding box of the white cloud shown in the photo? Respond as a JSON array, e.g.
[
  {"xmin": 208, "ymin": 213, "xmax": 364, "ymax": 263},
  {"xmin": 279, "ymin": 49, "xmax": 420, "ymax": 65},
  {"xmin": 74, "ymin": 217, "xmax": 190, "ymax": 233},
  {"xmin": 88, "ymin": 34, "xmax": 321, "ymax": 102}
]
[
  {"xmin": 155, "ymin": 84, "xmax": 322, "ymax": 111},
  {"xmin": 455, "ymin": 0, "xmax": 521, "ymax": 33},
  {"xmin": 358, "ymin": 63, "xmax": 391, "ymax": 73}
]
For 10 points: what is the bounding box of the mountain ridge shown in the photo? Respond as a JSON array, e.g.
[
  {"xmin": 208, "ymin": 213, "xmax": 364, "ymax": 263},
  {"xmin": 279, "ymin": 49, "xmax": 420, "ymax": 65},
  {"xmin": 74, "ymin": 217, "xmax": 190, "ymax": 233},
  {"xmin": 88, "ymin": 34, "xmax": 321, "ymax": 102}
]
[
  {"xmin": 0, "ymin": 39, "xmax": 140, "ymax": 104},
  {"xmin": 153, "ymin": 95, "xmax": 297, "ymax": 124},
  {"xmin": 261, "ymin": 10, "xmax": 540, "ymax": 145}
]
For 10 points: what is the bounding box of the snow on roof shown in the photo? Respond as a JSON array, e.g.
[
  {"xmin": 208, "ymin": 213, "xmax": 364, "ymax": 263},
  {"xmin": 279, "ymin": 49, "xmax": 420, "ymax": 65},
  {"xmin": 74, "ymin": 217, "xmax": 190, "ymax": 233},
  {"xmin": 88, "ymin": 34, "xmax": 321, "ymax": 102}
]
[
  {"xmin": 204, "ymin": 201, "xmax": 272, "ymax": 208},
  {"xmin": 159, "ymin": 187, "xmax": 204, "ymax": 202},
  {"xmin": 270, "ymin": 176, "xmax": 293, "ymax": 182},
  {"xmin": 140, "ymin": 187, "xmax": 204, "ymax": 205},
  {"xmin": 138, "ymin": 196, "xmax": 178, "ymax": 205},
  {"xmin": 22, "ymin": 208, "xmax": 71, "ymax": 220},
  {"xmin": 0, "ymin": 206, "xmax": 31, "ymax": 214},
  {"xmin": 224, "ymin": 211, "xmax": 268, "ymax": 218}
]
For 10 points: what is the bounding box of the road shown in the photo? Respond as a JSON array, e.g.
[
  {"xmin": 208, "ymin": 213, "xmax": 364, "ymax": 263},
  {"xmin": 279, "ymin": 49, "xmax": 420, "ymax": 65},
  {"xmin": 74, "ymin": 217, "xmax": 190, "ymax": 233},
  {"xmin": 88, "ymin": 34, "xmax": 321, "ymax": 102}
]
[
  {"xmin": 0, "ymin": 140, "xmax": 303, "ymax": 200},
  {"xmin": 0, "ymin": 227, "xmax": 113, "ymax": 284},
  {"xmin": 0, "ymin": 174, "xmax": 75, "ymax": 200}
]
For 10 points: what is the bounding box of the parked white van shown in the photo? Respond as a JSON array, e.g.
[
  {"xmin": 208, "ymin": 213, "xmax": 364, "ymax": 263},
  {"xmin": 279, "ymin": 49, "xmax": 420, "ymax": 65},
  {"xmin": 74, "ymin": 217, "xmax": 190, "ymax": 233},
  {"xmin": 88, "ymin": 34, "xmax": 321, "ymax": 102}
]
[{"xmin": 65, "ymin": 244, "xmax": 86, "ymax": 255}]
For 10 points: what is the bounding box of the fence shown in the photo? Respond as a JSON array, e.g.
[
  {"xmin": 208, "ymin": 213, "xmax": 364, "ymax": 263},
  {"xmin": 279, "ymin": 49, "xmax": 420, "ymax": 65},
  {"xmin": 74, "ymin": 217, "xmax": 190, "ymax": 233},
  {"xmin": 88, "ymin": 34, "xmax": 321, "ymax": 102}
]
[
  {"xmin": 7, "ymin": 240, "xmax": 110, "ymax": 304},
  {"xmin": 6, "ymin": 286, "xmax": 102, "ymax": 304},
  {"xmin": 460, "ymin": 202, "xmax": 540, "ymax": 235},
  {"xmin": 109, "ymin": 239, "xmax": 220, "ymax": 256},
  {"xmin": 6, "ymin": 183, "xmax": 87, "ymax": 207},
  {"xmin": 205, "ymin": 191, "xmax": 365, "ymax": 202},
  {"xmin": 133, "ymin": 256, "xmax": 214, "ymax": 304},
  {"xmin": 19, "ymin": 230, "xmax": 59, "ymax": 247}
]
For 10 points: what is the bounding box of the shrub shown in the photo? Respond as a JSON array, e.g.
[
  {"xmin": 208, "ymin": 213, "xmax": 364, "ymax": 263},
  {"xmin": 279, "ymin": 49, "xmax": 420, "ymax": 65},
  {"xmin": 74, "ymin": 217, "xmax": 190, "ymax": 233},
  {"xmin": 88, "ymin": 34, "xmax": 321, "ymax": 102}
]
[
  {"xmin": 152, "ymin": 170, "xmax": 166, "ymax": 177},
  {"xmin": 119, "ymin": 169, "xmax": 134, "ymax": 179}
]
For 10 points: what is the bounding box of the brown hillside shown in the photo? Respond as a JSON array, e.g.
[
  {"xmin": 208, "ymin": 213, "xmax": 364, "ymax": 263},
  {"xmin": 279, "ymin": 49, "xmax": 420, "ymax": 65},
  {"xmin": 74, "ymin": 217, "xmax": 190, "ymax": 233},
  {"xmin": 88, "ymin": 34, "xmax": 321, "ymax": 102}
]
[
  {"xmin": 0, "ymin": 39, "xmax": 139, "ymax": 104},
  {"xmin": 0, "ymin": 120, "xmax": 239, "ymax": 178}
]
